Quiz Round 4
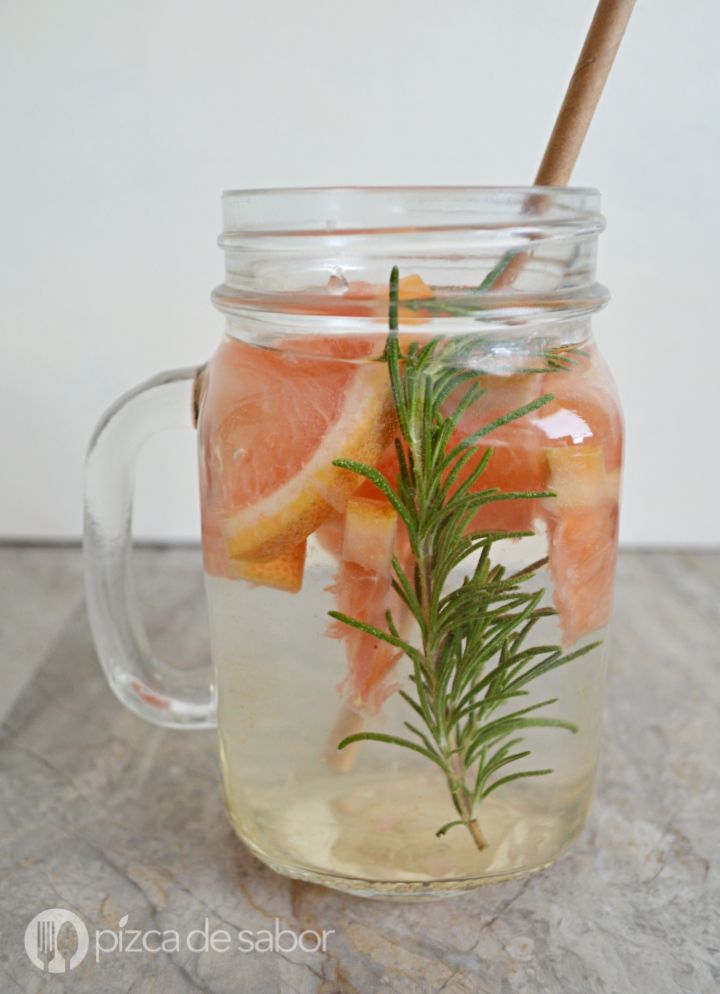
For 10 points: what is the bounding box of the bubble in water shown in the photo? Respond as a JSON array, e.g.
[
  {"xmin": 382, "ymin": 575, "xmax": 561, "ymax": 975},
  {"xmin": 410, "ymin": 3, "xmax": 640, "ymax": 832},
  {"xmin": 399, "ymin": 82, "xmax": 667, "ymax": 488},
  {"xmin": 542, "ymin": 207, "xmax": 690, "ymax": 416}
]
[{"xmin": 327, "ymin": 269, "xmax": 349, "ymax": 295}]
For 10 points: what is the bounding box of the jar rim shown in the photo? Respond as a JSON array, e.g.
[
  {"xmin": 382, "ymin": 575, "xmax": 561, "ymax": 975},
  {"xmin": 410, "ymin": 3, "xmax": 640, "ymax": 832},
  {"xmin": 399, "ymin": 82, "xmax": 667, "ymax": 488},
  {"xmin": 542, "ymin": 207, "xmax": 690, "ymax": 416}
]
[
  {"xmin": 220, "ymin": 185, "xmax": 602, "ymax": 239},
  {"xmin": 215, "ymin": 186, "xmax": 607, "ymax": 337}
]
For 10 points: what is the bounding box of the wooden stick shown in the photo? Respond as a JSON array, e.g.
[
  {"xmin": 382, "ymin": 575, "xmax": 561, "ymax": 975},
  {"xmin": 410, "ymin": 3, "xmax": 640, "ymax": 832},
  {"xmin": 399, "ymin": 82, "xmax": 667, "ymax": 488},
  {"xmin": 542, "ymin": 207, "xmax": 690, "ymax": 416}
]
[
  {"xmin": 535, "ymin": 0, "xmax": 636, "ymax": 187},
  {"xmin": 493, "ymin": 0, "xmax": 636, "ymax": 289}
]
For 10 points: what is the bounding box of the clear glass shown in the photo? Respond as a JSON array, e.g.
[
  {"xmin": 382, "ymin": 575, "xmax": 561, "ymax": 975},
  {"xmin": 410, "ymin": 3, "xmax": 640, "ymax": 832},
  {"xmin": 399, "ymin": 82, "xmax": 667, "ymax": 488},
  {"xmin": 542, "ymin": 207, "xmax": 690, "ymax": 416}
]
[
  {"xmin": 85, "ymin": 187, "xmax": 622, "ymax": 900},
  {"xmin": 84, "ymin": 367, "xmax": 216, "ymax": 726}
]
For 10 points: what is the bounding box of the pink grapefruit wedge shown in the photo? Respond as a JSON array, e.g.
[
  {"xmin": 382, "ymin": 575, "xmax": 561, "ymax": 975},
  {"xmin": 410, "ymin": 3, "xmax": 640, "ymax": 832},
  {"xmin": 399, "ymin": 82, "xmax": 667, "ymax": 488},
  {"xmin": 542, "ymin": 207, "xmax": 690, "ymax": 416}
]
[{"xmin": 199, "ymin": 337, "xmax": 396, "ymax": 563}]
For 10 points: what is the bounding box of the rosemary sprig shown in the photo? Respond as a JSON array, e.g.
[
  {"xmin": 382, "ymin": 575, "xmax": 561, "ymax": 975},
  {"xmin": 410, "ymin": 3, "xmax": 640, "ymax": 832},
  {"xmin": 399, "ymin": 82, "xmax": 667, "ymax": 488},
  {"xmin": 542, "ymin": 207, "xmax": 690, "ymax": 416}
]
[{"xmin": 329, "ymin": 266, "xmax": 599, "ymax": 850}]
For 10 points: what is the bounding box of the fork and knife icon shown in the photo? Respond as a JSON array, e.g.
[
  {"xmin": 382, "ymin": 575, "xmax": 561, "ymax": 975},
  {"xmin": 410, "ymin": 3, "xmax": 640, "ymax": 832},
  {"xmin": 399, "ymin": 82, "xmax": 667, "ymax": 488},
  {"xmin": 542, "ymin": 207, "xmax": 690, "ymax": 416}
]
[
  {"xmin": 25, "ymin": 907, "xmax": 90, "ymax": 973},
  {"xmin": 35, "ymin": 916, "xmax": 73, "ymax": 972}
]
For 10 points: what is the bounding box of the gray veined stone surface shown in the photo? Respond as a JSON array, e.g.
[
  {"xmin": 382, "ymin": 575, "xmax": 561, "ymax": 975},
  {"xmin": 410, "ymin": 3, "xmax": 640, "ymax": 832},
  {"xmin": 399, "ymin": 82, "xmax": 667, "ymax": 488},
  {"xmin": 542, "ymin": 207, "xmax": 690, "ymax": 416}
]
[{"xmin": 0, "ymin": 545, "xmax": 718, "ymax": 993}]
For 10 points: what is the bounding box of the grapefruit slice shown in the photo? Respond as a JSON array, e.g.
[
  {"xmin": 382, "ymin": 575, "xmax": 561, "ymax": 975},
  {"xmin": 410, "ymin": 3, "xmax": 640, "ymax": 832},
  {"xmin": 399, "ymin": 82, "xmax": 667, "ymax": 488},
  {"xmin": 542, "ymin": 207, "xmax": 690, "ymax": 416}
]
[
  {"xmin": 538, "ymin": 352, "xmax": 623, "ymax": 644},
  {"xmin": 448, "ymin": 371, "xmax": 548, "ymax": 532},
  {"xmin": 326, "ymin": 494, "xmax": 411, "ymax": 712},
  {"xmin": 342, "ymin": 497, "xmax": 398, "ymax": 574},
  {"xmin": 201, "ymin": 508, "xmax": 306, "ymax": 592},
  {"xmin": 341, "ymin": 274, "xmax": 434, "ymax": 321},
  {"xmin": 546, "ymin": 505, "xmax": 619, "ymax": 646},
  {"xmin": 536, "ymin": 347, "xmax": 623, "ymax": 472},
  {"xmin": 544, "ymin": 445, "xmax": 620, "ymax": 646},
  {"xmin": 199, "ymin": 337, "xmax": 396, "ymax": 562},
  {"xmin": 315, "ymin": 510, "xmax": 346, "ymax": 560},
  {"xmin": 234, "ymin": 542, "xmax": 307, "ymax": 593},
  {"xmin": 545, "ymin": 446, "xmax": 613, "ymax": 508},
  {"xmin": 327, "ymin": 562, "xmax": 404, "ymax": 712},
  {"xmin": 443, "ymin": 350, "xmax": 623, "ymax": 644}
]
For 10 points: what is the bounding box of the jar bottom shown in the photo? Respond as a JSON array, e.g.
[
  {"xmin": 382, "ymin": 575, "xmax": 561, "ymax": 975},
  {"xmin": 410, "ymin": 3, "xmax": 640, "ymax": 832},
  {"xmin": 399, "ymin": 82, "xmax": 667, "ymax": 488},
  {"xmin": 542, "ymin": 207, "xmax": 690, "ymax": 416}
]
[
  {"xmin": 222, "ymin": 770, "xmax": 593, "ymax": 901},
  {"xmin": 235, "ymin": 837, "xmax": 584, "ymax": 901}
]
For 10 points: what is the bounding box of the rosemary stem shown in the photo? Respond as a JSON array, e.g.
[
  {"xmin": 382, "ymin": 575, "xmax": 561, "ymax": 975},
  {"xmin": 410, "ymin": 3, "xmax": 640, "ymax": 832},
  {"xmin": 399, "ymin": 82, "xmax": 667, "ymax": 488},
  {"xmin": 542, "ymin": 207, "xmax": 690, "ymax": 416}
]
[
  {"xmin": 448, "ymin": 741, "xmax": 489, "ymax": 851},
  {"xmin": 467, "ymin": 816, "xmax": 490, "ymax": 851},
  {"xmin": 419, "ymin": 534, "xmax": 489, "ymax": 852}
]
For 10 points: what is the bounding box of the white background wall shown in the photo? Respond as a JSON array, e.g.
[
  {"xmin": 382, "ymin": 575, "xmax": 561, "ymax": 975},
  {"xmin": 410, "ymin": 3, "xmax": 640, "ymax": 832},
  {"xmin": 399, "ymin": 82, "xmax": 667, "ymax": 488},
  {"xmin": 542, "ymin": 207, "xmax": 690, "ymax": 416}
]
[{"xmin": 2, "ymin": 0, "xmax": 718, "ymax": 546}]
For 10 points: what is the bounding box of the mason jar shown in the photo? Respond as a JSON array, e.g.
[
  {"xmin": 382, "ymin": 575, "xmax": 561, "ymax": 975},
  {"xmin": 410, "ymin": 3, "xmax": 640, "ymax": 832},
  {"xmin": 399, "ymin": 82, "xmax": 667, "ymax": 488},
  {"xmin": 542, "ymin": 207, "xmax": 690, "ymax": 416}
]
[{"xmin": 85, "ymin": 187, "xmax": 622, "ymax": 899}]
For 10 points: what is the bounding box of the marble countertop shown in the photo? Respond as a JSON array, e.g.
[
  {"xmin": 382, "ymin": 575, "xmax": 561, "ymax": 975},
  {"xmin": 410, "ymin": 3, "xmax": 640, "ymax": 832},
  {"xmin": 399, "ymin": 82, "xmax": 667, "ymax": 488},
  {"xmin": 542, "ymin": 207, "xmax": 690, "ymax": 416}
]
[{"xmin": 0, "ymin": 546, "xmax": 717, "ymax": 993}]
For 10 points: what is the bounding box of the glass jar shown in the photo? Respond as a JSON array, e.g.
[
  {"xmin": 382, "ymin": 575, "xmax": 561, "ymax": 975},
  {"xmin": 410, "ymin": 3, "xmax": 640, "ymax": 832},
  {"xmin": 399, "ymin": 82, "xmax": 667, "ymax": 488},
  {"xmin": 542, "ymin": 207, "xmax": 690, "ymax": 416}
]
[{"xmin": 85, "ymin": 187, "xmax": 622, "ymax": 899}]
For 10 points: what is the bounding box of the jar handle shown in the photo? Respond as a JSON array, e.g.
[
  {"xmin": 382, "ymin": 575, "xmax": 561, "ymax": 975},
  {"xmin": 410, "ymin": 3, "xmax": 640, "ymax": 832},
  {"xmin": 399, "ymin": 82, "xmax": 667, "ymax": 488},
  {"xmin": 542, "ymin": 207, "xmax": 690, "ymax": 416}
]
[{"xmin": 83, "ymin": 366, "xmax": 216, "ymax": 729}]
